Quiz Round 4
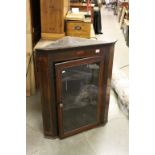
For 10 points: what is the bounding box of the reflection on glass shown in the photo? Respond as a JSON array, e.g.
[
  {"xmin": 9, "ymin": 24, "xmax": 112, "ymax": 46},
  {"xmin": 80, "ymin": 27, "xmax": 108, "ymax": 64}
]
[{"xmin": 61, "ymin": 63, "xmax": 100, "ymax": 133}]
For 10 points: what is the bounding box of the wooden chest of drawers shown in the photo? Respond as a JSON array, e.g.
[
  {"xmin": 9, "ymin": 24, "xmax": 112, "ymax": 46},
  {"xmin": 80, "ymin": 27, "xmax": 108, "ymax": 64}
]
[
  {"xmin": 40, "ymin": 0, "xmax": 69, "ymax": 40},
  {"xmin": 66, "ymin": 21, "xmax": 91, "ymax": 38}
]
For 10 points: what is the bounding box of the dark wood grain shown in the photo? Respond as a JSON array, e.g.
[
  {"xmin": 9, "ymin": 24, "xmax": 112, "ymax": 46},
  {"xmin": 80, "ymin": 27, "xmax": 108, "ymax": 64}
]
[
  {"xmin": 35, "ymin": 40, "xmax": 115, "ymax": 138},
  {"xmin": 37, "ymin": 55, "xmax": 52, "ymax": 136},
  {"xmin": 101, "ymin": 45, "xmax": 115, "ymax": 124}
]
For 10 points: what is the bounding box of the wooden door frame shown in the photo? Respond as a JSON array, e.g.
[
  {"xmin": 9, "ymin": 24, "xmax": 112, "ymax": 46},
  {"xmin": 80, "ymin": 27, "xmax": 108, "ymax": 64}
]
[{"xmin": 55, "ymin": 56, "xmax": 104, "ymax": 138}]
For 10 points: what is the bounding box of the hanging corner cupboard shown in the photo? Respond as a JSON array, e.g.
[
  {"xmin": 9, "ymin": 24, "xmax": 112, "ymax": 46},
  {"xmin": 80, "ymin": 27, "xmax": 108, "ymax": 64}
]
[{"xmin": 35, "ymin": 36, "xmax": 116, "ymax": 139}]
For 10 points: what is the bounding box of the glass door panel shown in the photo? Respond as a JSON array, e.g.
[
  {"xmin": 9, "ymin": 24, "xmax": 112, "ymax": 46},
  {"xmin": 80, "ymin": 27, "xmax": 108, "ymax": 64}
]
[{"xmin": 55, "ymin": 56, "xmax": 103, "ymax": 137}]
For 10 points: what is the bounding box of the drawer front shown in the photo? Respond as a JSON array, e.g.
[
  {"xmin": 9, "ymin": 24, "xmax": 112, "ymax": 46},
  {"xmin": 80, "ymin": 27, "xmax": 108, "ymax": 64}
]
[
  {"xmin": 66, "ymin": 22, "xmax": 91, "ymax": 38},
  {"xmin": 73, "ymin": 48, "xmax": 102, "ymax": 57},
  {"xmin": 49, "ymin": 48, "xmax": 104, "ymax": 62}
]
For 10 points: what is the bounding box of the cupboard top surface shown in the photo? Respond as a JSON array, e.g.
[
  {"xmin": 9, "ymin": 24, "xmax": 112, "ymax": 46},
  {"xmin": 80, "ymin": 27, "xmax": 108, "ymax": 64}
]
[{"xmin": 35, "ymin": 36, "xmax": 116, "ymax": 52}]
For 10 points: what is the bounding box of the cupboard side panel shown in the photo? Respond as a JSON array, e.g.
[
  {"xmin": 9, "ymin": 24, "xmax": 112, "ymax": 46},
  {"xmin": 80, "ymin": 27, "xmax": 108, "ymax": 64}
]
[
  {"xmin": 37, "ymin": 55, "xmax": 54, "ymax": 137},
  {"xmin": 101, "ymin": 45, "xmax": 115, "ymax": 124}
]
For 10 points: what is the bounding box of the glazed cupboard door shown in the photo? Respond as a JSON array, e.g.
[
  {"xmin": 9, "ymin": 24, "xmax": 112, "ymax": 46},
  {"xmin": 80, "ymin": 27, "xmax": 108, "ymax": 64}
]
[{"xmin": 55, "ymin": 56, "xmax": 104, "ymax": 138}]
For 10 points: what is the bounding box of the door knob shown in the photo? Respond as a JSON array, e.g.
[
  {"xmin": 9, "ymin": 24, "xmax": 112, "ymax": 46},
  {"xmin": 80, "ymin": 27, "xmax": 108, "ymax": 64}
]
[{"xmin": 59, "ymin": 103, "xmax": 63, "ymax": 108}]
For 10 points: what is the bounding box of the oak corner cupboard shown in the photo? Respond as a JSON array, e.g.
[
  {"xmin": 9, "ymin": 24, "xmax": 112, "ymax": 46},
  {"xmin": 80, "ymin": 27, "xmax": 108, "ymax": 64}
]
[
  {"xmin": 40, "ymin": 0, "xmax": 69, "ymax": 40},
  {"xmin": 35, "ymin": 36, "xmax": 116, "ymax": 139}
]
